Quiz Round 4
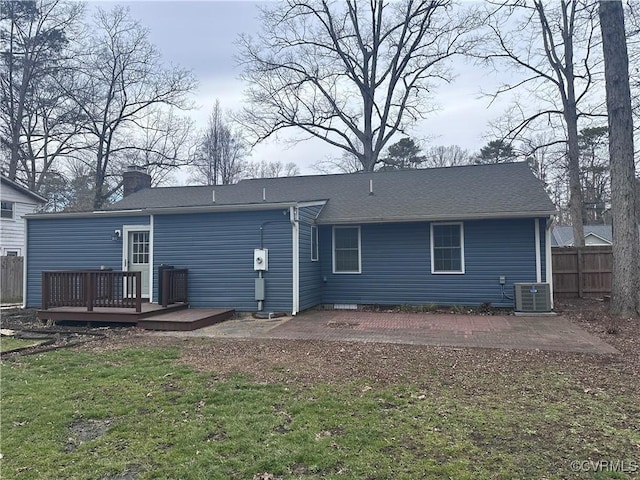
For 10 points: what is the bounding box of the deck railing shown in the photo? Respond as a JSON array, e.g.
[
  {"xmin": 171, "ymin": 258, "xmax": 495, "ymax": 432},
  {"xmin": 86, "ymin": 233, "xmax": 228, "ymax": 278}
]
[
  {"xmin": 42, "ymin": 270, "xmax": 142, "ymax": 312},
  {"xmin": 161, "ymin": 268, "xmax": 188, "ymax": 307}
]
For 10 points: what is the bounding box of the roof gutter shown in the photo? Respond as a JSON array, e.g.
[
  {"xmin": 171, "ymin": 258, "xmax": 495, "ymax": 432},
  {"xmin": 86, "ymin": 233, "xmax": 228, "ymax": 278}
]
[
  {"xmin": 317, "ymin": 210, "xmax": 558, "ymax": 225},
  {"xmin": 25, "ymin": 202, "xmax": 299, "ymax": 219}
]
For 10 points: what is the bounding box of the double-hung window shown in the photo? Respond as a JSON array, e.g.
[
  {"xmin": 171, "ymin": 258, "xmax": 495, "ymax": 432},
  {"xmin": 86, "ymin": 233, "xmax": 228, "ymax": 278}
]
[
  {"xmin": 431, "ymin": 223, "xmax": 465, "ymax": 274},
  {"xmin": 333, "ymin": 226, "xmax": 361, "ymax": 273},
  {"xmin": 1, "ymin": 201, "xmax": 14, "ymax": 219}
]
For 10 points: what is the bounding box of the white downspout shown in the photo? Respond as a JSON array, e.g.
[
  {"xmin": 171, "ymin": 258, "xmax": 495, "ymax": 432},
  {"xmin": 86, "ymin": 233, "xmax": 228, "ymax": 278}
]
[
  {"xmin": 22, "ymin": 217, "xmax": 28, "ymax": 308},
  {"xmin": 290, "ymin": 206, "xmax": 299, "ymax": 315},
  {"xmin": 149, "ymin": 214, "xmax": 155, "ymax": 303},
  {"xmin": 546, "ymin": 216, "xmax": 554, "ymax": 309}
]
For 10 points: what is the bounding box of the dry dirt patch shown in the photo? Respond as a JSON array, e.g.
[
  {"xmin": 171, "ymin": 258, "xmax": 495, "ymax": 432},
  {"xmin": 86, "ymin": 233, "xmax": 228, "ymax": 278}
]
[
  {"xmin": 5, "ymin": 300, "xmax": 638, "ymax": 395},
  {"xmin": 65, "ymin": 418, "xmax": 113, "ymax": 453}
]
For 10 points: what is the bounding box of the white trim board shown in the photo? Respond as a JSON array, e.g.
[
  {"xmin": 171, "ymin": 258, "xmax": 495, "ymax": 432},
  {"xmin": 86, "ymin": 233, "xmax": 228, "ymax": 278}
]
[
  {"xmin": 290, "ymin": 206, "xmax": 300, "ymax": 315},
  {"xmin": 122, "ymin": 224, "xmax": 152, "ymax": 300},
  {"xmin": 535, "ymin": 218, "xmax": 542, "ymax": 283}
]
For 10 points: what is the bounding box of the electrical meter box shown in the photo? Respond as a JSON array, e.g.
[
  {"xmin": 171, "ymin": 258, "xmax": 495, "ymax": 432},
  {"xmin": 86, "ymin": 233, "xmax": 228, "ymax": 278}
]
[{"xmin": 254, "ymin": 249, "xmax": 268, "ymax": 271}]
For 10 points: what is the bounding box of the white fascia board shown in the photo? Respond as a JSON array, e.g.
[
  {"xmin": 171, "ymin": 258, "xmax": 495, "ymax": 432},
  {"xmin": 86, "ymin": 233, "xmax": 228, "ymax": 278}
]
[
  {"xmin": 25, "ymin": 202, "xmax": 299, "ymax": 219},
  {"xmin": 26, "ymin": 209, "xmax": 146, "ymax": 219},
  {"xmin": 317, "ymin": 211, "xmax": 558, "ymax": 225},
  {"xmin": 148, "ymin": 202, "xmax": 298, "ymax": 215},
  {"xmin": 296, "ymin": 200, "xmax": 328, "ymax": 208},
  {"xmin": 584, "ymin": 232, "xmax": 612, "ymax": 245}
]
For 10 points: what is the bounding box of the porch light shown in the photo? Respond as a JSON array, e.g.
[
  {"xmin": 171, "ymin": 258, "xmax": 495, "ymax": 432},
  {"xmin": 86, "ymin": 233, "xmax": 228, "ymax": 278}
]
[{"xmin": 112, "ymin": 229, "xmax": 122, "ymax": 241}]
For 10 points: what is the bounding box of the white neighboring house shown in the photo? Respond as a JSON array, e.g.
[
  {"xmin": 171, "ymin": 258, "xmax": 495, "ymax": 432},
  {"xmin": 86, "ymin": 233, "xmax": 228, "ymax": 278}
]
[{"xmin": 0, "ymin": 175, "xmax": 46, "ymax": 256}]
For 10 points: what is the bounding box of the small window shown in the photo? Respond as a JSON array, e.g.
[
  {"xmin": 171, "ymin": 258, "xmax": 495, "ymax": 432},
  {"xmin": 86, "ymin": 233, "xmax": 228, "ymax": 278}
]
[
  {"xmin": 431, "ymin": 223, "xmax": 465, "ymax": 274},
  {"xmin": 311, "ymin": 225, "xmax": 319, "ymax": 261},
  {"xmin": 131, "ymin": 232, "xmax": 150, "ymax": 264},
  {"xmin": 5, "ymin": 250, "xmax": 19, "ymax": 257},
  {"xmin": 333, "ymin": 226, "xmax": 361, "ymax": 274},
  {"xmin": 1, "ymin": 201, "xmax": 14, "ymax": 219}
]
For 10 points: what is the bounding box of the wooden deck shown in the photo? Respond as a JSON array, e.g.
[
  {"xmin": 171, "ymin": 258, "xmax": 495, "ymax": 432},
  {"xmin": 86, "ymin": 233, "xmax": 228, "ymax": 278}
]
[
  {"xmin": 137, "ymin": 308, "xmax": 235, "ymax": 331},
  {"xmin": 37, "ymin": 304, "xmax": 235, "ymax": 331}
]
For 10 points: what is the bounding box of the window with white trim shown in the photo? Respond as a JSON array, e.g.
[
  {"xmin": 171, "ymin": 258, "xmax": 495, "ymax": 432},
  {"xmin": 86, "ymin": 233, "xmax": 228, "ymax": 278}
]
[
  {"xmin": 131, "ymin": 232, "xmax": 150, "ymax": 264},
  {"xmin": 1, "ymin": 201, "xmax": 14, "ymax": 219},
  {"xmin": 431, "ymin": 223, "xmax": 465, "ymax": 274},
  {"xmin": 333, "ymin": 226, "xmax": 361, "ymax": 273},
  {"xmin": 311, "ymin": 225, "xmax": 319, "ymax": 261}
]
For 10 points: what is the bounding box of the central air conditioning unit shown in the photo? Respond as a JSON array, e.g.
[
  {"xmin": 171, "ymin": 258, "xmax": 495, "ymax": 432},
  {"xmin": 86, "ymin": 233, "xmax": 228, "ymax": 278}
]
[{"xmin": 514, "ymin": 283, "xmax": 552, "ymax": 313}]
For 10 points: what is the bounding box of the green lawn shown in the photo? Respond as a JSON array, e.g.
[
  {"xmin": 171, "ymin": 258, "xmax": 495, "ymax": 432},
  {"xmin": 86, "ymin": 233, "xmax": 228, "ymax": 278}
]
[
  {"xmin": 2, "ymin": 344, "xmax": 639, "ymax": 479},
  {"xmin": 0, "ymin": 337, "xmax": 45, "ymax": 353}
]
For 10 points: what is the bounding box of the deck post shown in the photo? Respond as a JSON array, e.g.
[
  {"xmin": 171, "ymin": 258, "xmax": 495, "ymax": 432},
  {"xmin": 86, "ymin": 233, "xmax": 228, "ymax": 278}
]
[
  {"xmin": 184, "ymin": 271, "xmax": 188, "ymax": 305},
  {"xmin": 577, "ymin": 248, "xmax": 584, "ymax": 299},
  {"xmin": 135, "ymin": 272, "xmax": 142, "ymax": 313},
  {"xmin": 86, "ymin": 272, "xmax": 94, "ymax": 312},
  {"xmin": 162, "ymin": 270, "xmax": 169, "ymax": 307},
  {"xmin": 42, "ymin": 272, "xmax": 49, "ymax": 310}
]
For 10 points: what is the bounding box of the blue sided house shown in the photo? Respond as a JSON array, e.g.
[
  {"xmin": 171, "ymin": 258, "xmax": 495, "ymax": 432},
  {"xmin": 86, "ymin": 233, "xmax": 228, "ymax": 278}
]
[{"xmin": 25, "ymin": 162, "xmax": 556, "ymax": 318}]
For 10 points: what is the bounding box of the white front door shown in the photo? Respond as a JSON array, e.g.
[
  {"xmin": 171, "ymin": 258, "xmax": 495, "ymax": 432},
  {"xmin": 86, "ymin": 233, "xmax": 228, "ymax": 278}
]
[{"xmin": 126, "ymin": 230, "xmax": 150, "ymax": 298}]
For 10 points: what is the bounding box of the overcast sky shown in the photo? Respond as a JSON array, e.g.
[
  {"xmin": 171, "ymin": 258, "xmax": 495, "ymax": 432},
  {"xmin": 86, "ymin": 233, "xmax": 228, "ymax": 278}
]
[{"xmin": 96, "ymin": 1, "xmax": 515, "ymax": 182}]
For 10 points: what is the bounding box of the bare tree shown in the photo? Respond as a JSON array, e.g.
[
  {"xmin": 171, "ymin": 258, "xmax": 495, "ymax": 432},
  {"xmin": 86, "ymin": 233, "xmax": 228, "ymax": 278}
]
[
  {"xmin": 238, "ymin": 0, "xmax": 479, "ymax": 172},
  {"xmin": 423, "ymin": 145, "xmax": 470, "ymax": 168},
  {"xmin": 0, "ymin": 0, "xmax": 84, "ymax": 188},
  {"xmin": 313, "ymin": 152, "xmax": 363, "ymax": 174},
  {"xmin": 516, "ymin": 131, "xmax": 564, "ymax": 182},
  {"xmin": 578, "ymin": 126, "xmax": 609, "ymax": 223},
  {"xmin": 19, "ymin": 70, "xmax": 86, "ymax": 193},
  {"xmin": 623, "ymin": 3, "xmax": 640, "ymax": 175},
  {"xmin": 66, "ymin": 6, "xmax": 196, "ymax": 209},
  {"xmin": 599, "ymin": 0, "xmax": 640, "ymax": 317},
  {"xmin": 189, "ymin": 100, "xmax": 247, "ymax": 186},
  {"xmin": 244, "ymin": 160, "xmax": 300, "ymax": 179},
  {"xmin": 479, "ymin": 0, "xmax": 603, "ymax": 247},
  {"xmin": 128, "ymin": 108, "xmax": 196, "ymax": 186}
]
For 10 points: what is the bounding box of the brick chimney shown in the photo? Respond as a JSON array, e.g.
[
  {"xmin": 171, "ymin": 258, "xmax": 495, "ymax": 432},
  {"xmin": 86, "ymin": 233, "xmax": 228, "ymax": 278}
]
[{"xmin": 122, "ymin": 165, "xmax": 151, "ymax": 197}]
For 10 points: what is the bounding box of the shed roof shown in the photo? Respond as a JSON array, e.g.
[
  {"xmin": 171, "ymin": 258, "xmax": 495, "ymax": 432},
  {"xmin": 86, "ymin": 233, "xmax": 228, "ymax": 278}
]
[{"xmin": 107, "ymin": 162, "xmax": 555, "ymax": 223}]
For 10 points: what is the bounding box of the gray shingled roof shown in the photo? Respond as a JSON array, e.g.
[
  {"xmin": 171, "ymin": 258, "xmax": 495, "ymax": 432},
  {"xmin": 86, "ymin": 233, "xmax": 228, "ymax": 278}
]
[
  {"xmin": 108, "ymin": 162, "xmax": 556, "ymax": 223},
  {"xmin": 551, "ymin": 225, "xmax": 614, "ymax": 246}
]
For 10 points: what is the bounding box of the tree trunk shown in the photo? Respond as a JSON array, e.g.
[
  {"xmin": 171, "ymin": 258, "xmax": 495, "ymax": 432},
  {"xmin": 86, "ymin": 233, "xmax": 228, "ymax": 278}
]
[
  {"xmin": 565, "ymin": 105, "xmax": 585, "ymax": 247},
  {"xmin": 599, "ymin": 0, "xmax": 640, "ymax": 317},
  {"xmin": 561, "ymin": 2, "xmax": 585, "ymax": 247}
]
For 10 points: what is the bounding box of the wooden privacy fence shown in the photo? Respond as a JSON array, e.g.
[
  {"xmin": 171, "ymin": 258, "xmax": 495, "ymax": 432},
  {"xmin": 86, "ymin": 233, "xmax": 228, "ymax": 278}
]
[
  {"xmin": 552, "ymin": 246, "xmax": 612, "ymax": 298},
  {"xmin": 1, "ymin": 256, "xmax": 23, "ymax": 304}
]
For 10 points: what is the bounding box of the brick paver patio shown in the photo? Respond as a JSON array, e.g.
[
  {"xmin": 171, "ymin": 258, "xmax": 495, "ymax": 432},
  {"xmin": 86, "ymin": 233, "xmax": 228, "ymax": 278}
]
[
  {"xmin": 158, "ymin": 310, "xmax": 619, "ymax": 354},
  {"xmin": 264, "ymin": 310, "xmax": 618, "ymax": 354}
]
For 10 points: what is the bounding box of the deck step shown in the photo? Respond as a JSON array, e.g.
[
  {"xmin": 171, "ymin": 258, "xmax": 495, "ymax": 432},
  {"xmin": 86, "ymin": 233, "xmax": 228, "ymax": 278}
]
[
  {"xmin": 137, "ymin": 308, "xmax": 235, "ymax": 331},
  {"xmin": 38, "ymin": 302, "xmax": 188, "ymax": 324}
]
